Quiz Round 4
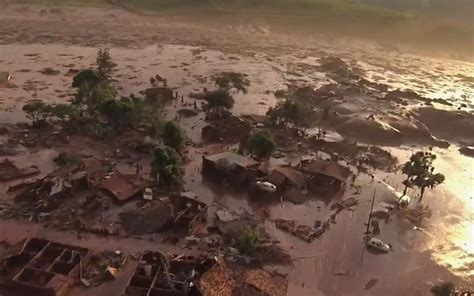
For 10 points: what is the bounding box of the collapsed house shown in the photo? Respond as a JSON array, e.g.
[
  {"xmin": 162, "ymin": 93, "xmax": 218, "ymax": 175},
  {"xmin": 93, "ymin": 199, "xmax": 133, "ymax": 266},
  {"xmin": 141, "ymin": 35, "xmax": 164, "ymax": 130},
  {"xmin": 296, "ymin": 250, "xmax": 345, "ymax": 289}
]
[
  {"xmin": 202, "ymin": 152, "xmax": 259, "ymax": 185},
  {"xmin": 119, "ymin": 194, "xmax": 207, "ymax": 236},
  {"xmin": 123, "ymin": 251, "xmax": 217, "ymax": 296},
  {"xmin": 0, "ymin": 238, "xmax": 90, "ymax": 296},
  {"xmin": 14, "ymin": 163, "xmax": 88, "ymax": 203},
  {"xmin": 202, "ymin": 116, "xmax": 251, "ymax": 143},
  {"xmin": 301, "ymin": 160, "xmax": 352, "ymax": 197}
]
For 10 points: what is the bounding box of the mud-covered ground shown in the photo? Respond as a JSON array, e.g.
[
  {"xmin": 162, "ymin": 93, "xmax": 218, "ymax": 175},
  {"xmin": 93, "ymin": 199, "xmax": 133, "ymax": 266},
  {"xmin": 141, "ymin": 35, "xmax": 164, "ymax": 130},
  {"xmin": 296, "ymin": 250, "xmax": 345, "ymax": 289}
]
[{"xmin": 0, "ymin": 3, "xmax": 473, "ymax": 296}]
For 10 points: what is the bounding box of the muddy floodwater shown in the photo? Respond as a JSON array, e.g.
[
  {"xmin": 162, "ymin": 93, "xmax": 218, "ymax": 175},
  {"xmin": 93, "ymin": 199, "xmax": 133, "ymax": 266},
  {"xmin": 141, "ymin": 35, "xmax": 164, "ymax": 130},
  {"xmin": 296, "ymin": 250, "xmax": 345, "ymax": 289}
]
[{"xmin": 0, "ymin": 4, "xmax": 473, "ymax": 296}]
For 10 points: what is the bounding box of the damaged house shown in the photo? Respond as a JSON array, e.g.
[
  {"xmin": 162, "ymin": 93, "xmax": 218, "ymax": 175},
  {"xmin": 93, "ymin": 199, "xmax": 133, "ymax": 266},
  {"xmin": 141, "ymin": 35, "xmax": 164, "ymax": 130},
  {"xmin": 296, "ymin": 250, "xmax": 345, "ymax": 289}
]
[
  {"xmin": 301, "ymin": 160, "xmax": 352, "ymax": 197},
  {"xmin": 202, "ymin": 152, "xmax": 258, "ymax": 185},
  {"xmin": 0, "ymin": 238, "xmax": 90, "ymax": 296},
  {"xmin": 123, "ymin": 251, "xmax": 217, "ymax": 296},
  {"xmin": 97, "ymin": 169, "xmax": 146, "ymax": 204}
]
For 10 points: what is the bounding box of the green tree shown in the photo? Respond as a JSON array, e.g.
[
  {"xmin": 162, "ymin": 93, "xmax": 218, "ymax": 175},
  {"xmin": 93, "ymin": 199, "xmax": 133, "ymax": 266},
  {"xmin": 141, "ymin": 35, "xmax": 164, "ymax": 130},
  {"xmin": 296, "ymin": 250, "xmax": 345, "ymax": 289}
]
[
  {"xmin": 430, "ymin": 281, "xmax": 455, "ymax": 296},
  {"xmin": 50, "ymin": 104, "xmax": 78, "ymax": 123},
  {"xmin": 248, "ymin": 130, "xmax": 277, "ymax": 159},
  {"xmin": 162, "ymin": 120, "xmax": 186, "ymax": 151},
  {"xmin": 99, "ymin": 99, "xmax": 134, "ymax": 133},
  {"xmin": 72, "ymin": 69, "xmax": 99, "ymax": 88},
  {"xmin": 203, "ymin": 89, "xmax": 235, "ymax": 119},
  {"xmin": 151, "ymin": 146, "xmax": 183, "ymax": 190},
  {"xmin": 268, "ymin": 99, "xmax": 314, "ymax": 133},
  {"xmin": 96, "ymin": 48, "xmax": 115, "ymax": 83},
  {"xmin": 22, "ymin": 101, "xmax": 52, "ymax": 126},
  {"xmin": 400, "ymin": 151, "xmax": 445, "ymax": 202},
  {"xmin": 214, "ymin": 72, "xmax": 250, "ymax": 94}
]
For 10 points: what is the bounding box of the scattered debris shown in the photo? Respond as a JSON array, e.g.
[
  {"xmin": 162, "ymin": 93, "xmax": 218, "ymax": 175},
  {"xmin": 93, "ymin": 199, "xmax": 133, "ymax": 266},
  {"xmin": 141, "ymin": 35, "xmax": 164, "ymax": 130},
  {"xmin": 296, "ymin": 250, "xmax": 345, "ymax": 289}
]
[
  {"xmin": 123, "ymin": 251, "xmax": 216, "ymax": 296},
  {"xmin": 274, "ymin": 218, "xmax": 325, "ymax": 242},
  {"xmin": 38, "ymin": 67, "xmax": 60, "ymax": 75},
  {"xmin": 0, "ymin": 159, "xmax": 39, "ymax": 181},
  {"xmin": 0, "ymin": 71, "xmax": 12, "ymax": 83}
]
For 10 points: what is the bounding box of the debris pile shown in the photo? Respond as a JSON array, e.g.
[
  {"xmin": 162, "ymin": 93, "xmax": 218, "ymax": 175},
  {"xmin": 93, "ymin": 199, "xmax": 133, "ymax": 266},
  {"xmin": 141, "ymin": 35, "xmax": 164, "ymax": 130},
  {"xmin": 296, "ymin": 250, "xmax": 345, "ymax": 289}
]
[
  {"xmin": 274, "ymin": 218, "xmax": 326, "ymax": 242},
  {"xmin": 81, "ymin": 250, "xmax": 127, "ymax": 286},
  {"xmin": 123, "ymin": 251, "xmax": 216, "ymax": 296},
  {"xmin": 119, "ymin": 195, "xmax": 207, "ymax": 236}
]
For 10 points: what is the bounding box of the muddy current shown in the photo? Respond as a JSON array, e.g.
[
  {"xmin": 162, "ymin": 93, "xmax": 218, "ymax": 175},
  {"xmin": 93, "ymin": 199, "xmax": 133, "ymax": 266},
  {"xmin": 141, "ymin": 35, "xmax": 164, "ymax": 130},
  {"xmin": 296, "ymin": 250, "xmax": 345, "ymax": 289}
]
[{"xmin": 0, "ymin": 10, "xmax": 473, "ymax": 294}]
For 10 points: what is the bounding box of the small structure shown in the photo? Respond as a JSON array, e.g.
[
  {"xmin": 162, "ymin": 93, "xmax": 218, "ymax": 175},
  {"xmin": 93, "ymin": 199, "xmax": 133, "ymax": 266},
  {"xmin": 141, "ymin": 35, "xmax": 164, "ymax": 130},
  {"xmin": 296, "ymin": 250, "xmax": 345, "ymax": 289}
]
[
  {"xmin": 301, "ymin": 160, "xmax": 351, "ymax": 196},
  {"xmin": 264, "ymin": 166, "xmax": 307, "ymax": 191},
  {"xmin": 0, "ymin": 238, "xmax": 90, "ymax": 296},
  {"xmin": 202, "ymin": 116, "xmax": 251, "ymax": 143},
  {"xmin": 202, "ymin": 151, "xmax": 258, "ymax": 185},
  {"xmin": 98, "ymin": 170, "xmax": 145, "ymax": 204}
]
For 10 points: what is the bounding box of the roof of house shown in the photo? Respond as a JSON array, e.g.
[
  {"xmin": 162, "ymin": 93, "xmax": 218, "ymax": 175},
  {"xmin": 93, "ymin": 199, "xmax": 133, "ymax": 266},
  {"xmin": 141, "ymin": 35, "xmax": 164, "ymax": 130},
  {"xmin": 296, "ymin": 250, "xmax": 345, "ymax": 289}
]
[
  {"xmin": 204, "ymin": 151, "xmax": 258, "ymax": 168},
  {"xmin": 99, "ymin": 170, "xmax": 144, "ymax": 203},
  {"xmin": 302, "ymin": 160, "xmax": 352, "ymax": 181},
  {"xmin": 267, "ymin": 166, "xmax": 307, "ymax": 189}
]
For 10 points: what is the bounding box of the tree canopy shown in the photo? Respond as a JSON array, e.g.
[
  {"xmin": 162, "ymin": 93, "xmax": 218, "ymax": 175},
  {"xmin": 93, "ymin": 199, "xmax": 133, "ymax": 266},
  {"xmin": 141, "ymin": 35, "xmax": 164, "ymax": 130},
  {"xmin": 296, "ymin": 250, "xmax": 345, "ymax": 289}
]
[
  {"xmin": 203, "ymin": 89, "xmax": 235, "ymax": 119},
  {"xmin": 268, "ymin": 99, "xmax": 314, "ymax": 132},
  {"xmin": 247, "ymin": 130, "xmax": 277, "ymax": 159},
  {"xmin": 151, "ymin": 145, "xmax": 183, "ymax": 190},
  {"xmin": 161, "ymin": 120, "xmax": 186, "ymax": 151},
  {"xmin": 96, "ymin": 48, "xmax": 116, "ymax": 83},
  {"xmin": 401, "ymin": 150, "xmax": 445, "ymax": 201}
]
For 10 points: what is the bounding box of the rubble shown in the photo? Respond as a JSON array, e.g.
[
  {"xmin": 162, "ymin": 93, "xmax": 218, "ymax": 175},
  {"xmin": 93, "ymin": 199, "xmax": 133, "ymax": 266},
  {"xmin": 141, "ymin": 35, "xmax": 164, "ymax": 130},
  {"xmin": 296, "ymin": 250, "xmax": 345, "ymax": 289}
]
[
  {"xmin": 0, "ymin": 159, "xmax": 39, "ymax": 181},
  {"xmin": 123, "ymin": 251, "xmax": 217, "ymax": 296},
  {"xmin": 200, "ymin": 260, "xmax": 288, "ymax": 296},
  {"xmin": 82, "ymin": 250, "xmax": 127, "ymax": 286},
  {"xmin": 120, "ymin": 195, "xmax": 207, "ymax": 236},
  {"xmin": 274, "ymin": 218, "xmax": 326, "ymax": 242}
]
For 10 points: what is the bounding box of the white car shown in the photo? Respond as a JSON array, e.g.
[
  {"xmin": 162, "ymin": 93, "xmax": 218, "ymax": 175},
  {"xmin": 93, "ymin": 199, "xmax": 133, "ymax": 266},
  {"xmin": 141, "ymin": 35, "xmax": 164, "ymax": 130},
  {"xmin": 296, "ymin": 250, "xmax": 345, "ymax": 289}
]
[
  {"xmin": 143, "ymin": 188, "xmax": 153, "ymax": 201},
  {"xmin": 255, "ymin": 181, "xmax": 277, "ymax": 193},
  {"xmin": 366, "ymin": 237, "xmax": 390, "ymax": 253}
]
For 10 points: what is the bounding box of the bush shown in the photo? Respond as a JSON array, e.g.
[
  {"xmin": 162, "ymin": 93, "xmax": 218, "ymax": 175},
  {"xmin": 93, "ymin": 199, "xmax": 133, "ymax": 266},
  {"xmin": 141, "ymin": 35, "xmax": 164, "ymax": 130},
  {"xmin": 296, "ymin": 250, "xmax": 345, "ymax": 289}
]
[
  {"xmin": 53, "ymin": 152, "xmax": 80, "ymax": 166},
  {"xmin": 238, "ymin": 226, "xmax": 261, "ymax": 255},
  {"xmin": 162, "ymin": 120, "xmax": 186, "ymax": 151}
]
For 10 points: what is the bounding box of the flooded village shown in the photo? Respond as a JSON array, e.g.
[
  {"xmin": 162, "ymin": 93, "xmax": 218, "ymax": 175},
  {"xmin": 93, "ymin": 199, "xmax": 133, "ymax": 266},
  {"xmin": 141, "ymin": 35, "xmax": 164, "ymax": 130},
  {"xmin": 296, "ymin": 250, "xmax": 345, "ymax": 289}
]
[{"xmin": 0, "ymin": 2, "xmax": 473, "ymax": 296}]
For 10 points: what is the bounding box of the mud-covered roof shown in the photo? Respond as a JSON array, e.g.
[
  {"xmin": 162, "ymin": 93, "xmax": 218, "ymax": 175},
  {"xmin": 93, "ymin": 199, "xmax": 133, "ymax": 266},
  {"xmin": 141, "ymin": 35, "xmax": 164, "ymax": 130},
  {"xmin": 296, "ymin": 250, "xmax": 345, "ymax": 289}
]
[
  {"xmin": 204, "ymin": 151, "xmax": 257, "ymax": 168},
  {"xmin": 302, "ymin": 160, "xmax": 351, "ymax": 181}
]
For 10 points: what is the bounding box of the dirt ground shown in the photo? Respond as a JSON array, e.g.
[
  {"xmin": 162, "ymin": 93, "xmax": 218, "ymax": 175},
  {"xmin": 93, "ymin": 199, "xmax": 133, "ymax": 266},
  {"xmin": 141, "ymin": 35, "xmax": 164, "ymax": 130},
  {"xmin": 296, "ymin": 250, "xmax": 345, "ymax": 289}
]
[{"xmin": 0, "ymin": 3, "xmax": 473, "ymax": 296}]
